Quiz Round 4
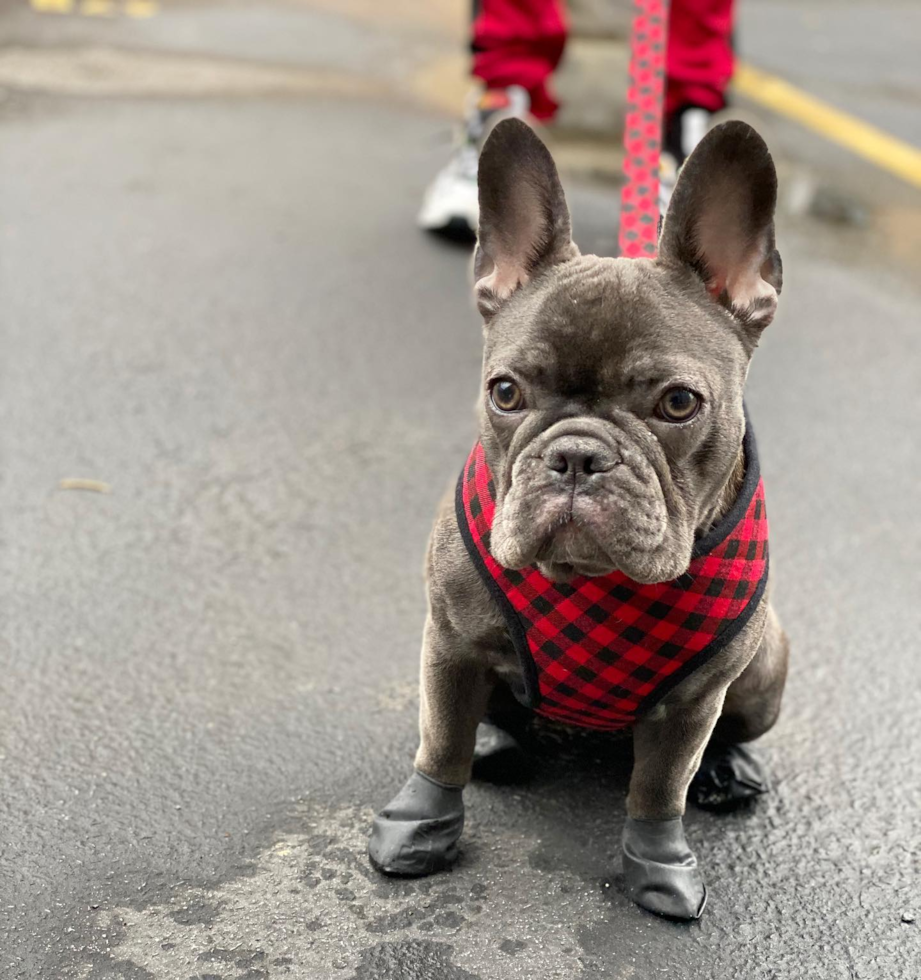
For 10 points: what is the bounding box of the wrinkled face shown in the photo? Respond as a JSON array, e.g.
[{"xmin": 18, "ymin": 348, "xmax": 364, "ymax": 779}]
[
  {"xmin": 481, "ymin": 257, "xmax": 750, "ymax": 583},
  {"xmin": 473, "ymin": 119, "xmax": 782, "ymax": 583}
]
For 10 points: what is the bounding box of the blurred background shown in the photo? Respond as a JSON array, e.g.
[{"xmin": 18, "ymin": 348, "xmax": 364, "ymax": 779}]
[{"xmin": 0, "ymin": 1, "xmax": 919, "ymax": 977}]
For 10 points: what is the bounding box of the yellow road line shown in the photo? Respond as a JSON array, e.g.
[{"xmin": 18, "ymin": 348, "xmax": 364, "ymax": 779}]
[
  {"xmin": 29, "ymin": 0, "xmax": 160, "ymax": 15},
  {"xmin": 81, "ymin": 0, "xmax": 115, "ymax": 14},
  {"xmin": 124, "ymin": 0, "xmax": 159, "ymax": 17},
  {"xmin": 30, "ymin": 0, "xmax": 75, "ymax": 11},
  {"xmin": 735, "ymin": 62, "xmax": 921, "ymax": 191}
]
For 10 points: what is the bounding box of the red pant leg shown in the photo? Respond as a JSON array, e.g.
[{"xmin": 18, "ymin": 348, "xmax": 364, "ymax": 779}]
[
  {"xmin": 666, "ymin": 0, "xmax": 735, "ymax": 116},
  {"xmin": 471, "ymin": 0, "xmax": 568, "ymax": 120}
]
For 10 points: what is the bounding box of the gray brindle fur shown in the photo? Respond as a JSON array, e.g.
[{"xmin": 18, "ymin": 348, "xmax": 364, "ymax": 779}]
[{"xmin": 369, "ymin": 119, "xmax": 790, "ymax": 920}]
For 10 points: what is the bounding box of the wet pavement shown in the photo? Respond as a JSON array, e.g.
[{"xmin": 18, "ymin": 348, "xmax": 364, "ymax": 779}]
[{"xmin": 0, "ymin": 2, "xmax": 919, "ymax": 978}]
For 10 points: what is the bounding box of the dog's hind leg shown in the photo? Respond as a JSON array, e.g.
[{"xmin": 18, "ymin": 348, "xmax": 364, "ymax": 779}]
[
  {"xmin": 471, "ymin": 682, "xmax": 535, "ymax": 784},
  {"xmin": 368, "ymin": 614, "xmax": 494, "ymax": 876},
  {"xmin": 716, "ymin": 602, "xmax": 789, "ymax": 742},
  {"xmin": 689, "ymin": 602, "xmax": 790, "ymax": 811}
]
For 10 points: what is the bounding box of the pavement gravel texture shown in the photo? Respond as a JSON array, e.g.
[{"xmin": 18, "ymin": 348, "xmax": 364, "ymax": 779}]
[{"xmin": 0, "ymin": 2, "xmax": 919, "ymax": 978}]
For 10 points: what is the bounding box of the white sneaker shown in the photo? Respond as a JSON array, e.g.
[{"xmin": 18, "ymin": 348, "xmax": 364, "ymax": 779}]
[{"xmin": 418, "ymin": 86, "xmax": 531, "ymax": 238}]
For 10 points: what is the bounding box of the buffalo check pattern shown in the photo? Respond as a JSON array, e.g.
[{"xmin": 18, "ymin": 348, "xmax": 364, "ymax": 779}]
[{"xmin": 456, "ymin": 440, "xmax": 769, "ymax": 730}]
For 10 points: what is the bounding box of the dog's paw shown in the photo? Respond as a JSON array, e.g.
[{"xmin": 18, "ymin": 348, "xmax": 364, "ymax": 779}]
[
  {"xmin": 689, "ymin": 743, "xmax": 769, "ymax": 812},
  {"xmin": 622, "ymin": 817, "xmax": 707, "ymax": 920},
  {"xmin": 368, "ymin": 770, "xmax": 464, "ymax": 877}
]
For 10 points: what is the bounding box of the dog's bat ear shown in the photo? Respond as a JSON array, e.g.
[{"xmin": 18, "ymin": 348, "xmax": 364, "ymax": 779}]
[
  {"xmin": 474, "ymin": 118, "xmax": 579, "ymax": 320},
  {"xmin": 657, "ymin": 120, "xmax": 782, "ymax": 335}
]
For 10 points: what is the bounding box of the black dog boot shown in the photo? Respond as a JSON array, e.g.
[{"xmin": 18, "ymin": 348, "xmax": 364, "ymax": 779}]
[
  {"xmin": 689, "ymin": 743, "xmax": 769, "ymax": 812},
  {"xmin": 368, "ymin": 770, "xmax": 464, "ymax": 876},
  {"xmin": 622, "ymin": 816, "xmax": 707, "ymax": 920}
]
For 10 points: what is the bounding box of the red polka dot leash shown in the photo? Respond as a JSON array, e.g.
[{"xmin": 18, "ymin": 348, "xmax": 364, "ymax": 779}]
[{"xmin": 618, "ymin": 0, "xmax": 669, "ymax": 259}]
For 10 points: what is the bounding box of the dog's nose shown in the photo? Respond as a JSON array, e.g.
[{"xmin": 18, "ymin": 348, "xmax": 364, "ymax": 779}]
[{"xmin": 544, "ymin": 437, "xmax": 618, "ymax": 476}]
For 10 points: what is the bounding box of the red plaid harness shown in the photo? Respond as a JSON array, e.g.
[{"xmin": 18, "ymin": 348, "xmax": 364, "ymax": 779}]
[{"xmin": 455, "ymin": 427, "xmax": 769, "ymax": 730}]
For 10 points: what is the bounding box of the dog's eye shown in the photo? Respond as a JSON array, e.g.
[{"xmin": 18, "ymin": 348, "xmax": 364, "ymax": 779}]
[
  {"xmin": 490, "ymin": 379, "xmax": 524, "ymax": 412},
  {"xmin": 657, "ymin": 388, "xmax": 700, "ymax": 422}
]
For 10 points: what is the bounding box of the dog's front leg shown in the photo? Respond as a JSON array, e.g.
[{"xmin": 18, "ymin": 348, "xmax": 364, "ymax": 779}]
[
  {"xmin": 368, "ymin": 614, "xmax": 493, "ymax": 877},
  {"xmin": 623, "ymin": 691, "xmax": 725, "ymax": 919}
]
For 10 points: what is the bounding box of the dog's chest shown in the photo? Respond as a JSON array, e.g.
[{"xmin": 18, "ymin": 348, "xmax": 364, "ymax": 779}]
[{"xmin": 457, "ymin": 441, "xmax": 770, "ymax": 731}]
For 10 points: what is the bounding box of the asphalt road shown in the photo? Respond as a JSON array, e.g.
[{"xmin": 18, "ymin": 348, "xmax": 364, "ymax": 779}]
[{"xmin": 1, "ymin": 2, "xmax": 919, "ymax": 979}]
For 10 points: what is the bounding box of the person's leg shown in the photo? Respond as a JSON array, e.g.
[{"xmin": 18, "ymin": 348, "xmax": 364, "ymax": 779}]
[
  {"xmin": 419, "ymin": 0, "xmax": 568, "ymax": 235},
  {"xmin": 659, "ymin": 0, "xmax": 734, "ymax": 207},
  {"xmin": 665, "ymin": 0, "xmax": 735, "ymax": 120},
  {"xmin": 471, "ymin": 0, "xmax": 569, "ymax": 121}
]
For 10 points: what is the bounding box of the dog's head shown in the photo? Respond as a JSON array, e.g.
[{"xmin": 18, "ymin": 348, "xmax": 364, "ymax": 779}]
[{"xmin": 473, "ymin": 119, "xmax": 782, "ymax": 584}]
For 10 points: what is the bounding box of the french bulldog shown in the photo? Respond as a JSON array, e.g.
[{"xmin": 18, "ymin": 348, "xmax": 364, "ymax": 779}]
[{"xmin": 368, "ymin": 118, "xmax": 789, "ymax": 920}]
